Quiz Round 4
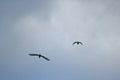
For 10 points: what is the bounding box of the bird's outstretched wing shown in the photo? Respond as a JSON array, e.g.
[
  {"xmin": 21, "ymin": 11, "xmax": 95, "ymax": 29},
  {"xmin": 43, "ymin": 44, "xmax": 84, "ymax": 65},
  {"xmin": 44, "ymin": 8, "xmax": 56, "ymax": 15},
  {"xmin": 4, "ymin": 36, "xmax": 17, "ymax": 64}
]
[
  {"xmin": 41, "ymin": 56, "xmax": 50, "ymax": 61},
  {"xmin": 79, "ymin": 42, "xmax": 83, "ymax": 45},
  {"xmin": 72, "ymin": 42, "xmax": 77, "ymax": 45},
  {"xmin": 29, "ymin": 54, "xmax": 39, "ymax": 56}
]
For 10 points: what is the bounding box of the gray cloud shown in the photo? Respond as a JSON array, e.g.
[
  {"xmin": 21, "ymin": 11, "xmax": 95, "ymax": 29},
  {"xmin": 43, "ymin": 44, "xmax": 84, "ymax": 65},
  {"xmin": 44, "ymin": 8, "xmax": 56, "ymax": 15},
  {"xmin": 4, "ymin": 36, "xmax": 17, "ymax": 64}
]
[{"xmin": 0, "ymin": 0, "xmax": 120, "ymax": 80}]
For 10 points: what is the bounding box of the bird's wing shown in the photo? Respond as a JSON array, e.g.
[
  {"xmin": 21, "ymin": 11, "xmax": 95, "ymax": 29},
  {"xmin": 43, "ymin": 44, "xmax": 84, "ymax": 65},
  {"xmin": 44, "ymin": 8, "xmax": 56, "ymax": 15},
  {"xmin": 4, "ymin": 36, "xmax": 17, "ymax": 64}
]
[
  {"xmin": 79, "ymin": 42, "xmax": 83, "ymax": 45},
  {"xmin": 72, "ymin": 42, "xmax": 76, "ymax": 45},
  {"xmin": 41, "ymin": 56, "xmax": 50, "ymax": 61},
  {"xmin": 29, "ymin": 54, "xmax": 39, "ymax": 56}
]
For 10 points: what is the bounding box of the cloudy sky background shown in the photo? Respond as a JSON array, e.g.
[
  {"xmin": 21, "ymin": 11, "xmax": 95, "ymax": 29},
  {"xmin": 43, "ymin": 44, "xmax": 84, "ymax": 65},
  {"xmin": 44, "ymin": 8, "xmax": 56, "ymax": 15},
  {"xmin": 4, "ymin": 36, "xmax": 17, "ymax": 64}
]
[{"xmin": 0, "ymin": 0, "xmax": 120, "ymax": 80}]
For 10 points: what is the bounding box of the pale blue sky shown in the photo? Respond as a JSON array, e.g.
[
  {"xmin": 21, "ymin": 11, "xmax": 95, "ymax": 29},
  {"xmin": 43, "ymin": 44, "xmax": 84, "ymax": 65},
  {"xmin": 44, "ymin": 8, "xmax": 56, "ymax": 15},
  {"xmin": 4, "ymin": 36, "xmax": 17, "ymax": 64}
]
[{"xmin": 0, "ymin": 0, "xmax": 120, "ymax": 80}]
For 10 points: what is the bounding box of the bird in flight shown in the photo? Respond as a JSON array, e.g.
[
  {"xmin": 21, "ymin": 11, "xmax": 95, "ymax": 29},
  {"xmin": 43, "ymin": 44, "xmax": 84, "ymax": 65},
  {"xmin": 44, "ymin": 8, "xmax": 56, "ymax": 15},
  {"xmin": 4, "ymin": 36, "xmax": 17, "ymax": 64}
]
[
  {"xmin": 72, "ymin": 41, "xmax": 83, "ymax": 45},
  {"xmin": 28, "ymin": 53, "xmax": 50, "ymax": 61}
]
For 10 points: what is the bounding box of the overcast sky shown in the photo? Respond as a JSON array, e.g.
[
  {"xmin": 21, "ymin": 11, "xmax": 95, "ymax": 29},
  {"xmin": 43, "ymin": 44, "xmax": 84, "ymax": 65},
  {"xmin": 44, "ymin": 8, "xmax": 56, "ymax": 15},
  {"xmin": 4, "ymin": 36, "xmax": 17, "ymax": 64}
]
[{"xmin": 0, "ymin": 0, "xmax": 120, "ymax": 80}]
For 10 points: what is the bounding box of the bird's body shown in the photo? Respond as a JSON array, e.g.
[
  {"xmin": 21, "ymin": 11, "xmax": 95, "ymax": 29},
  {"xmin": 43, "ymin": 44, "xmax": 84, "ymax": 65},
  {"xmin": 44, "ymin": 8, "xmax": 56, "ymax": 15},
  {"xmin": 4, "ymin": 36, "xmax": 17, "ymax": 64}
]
[
  {"xmin": 29, "ymin": 53, "xmax": 50, "ymax": 61},
  {"xmin": 72, "ymin": 41, "xmax": 83, "ymax": 45}
]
